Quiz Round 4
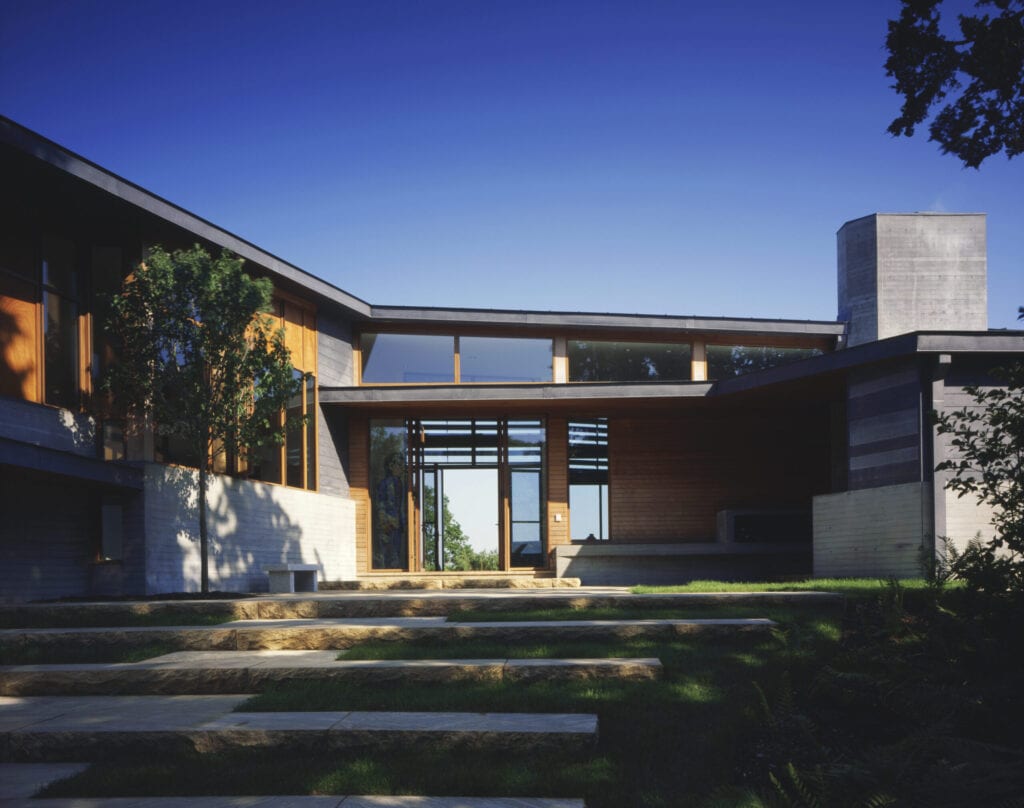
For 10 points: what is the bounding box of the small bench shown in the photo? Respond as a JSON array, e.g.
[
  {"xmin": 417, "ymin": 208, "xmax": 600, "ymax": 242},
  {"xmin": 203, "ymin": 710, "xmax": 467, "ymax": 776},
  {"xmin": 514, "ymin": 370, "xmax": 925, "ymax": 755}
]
[{"xmin": 263, "ymin": 563, "xmax": 320, "ymax": 594}]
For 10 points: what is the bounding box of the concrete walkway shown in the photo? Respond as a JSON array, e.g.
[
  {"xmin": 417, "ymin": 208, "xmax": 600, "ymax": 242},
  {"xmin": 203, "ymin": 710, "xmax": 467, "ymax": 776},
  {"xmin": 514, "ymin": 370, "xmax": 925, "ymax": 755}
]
[{"xmin": 0, "ymin": 695, "xmax": 598, "ymax": 761}]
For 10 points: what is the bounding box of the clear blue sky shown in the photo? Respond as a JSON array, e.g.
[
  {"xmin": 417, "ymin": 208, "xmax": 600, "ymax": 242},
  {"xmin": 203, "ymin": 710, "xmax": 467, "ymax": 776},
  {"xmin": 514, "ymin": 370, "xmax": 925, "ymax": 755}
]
[{"xmin": 2, "ymin": 0, "xmax": 1021, "ymax": 327}]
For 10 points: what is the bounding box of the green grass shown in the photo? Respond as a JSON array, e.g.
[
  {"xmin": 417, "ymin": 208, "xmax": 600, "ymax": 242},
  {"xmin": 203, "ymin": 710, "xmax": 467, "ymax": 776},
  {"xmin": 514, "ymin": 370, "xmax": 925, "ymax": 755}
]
[
  {"xmin": 44, "ymin": 606, "xmax": 841, "ymax": 806},
  {"xmin": 40, "ymin": 747, "xmax": 614, "ymax": 800},
  {"xmin": 448, "ymin": 603, "xmax": 836, "ymax": 622},
  {"xmin": 631, "ymin": 577, "xmax": 936, "ymax": 597},
  {"xmin": 0, "ymin": 641, "xmax": 179, "ymax": 665},
  {"xmin": 0, "ymin": 610, "xmax": 238, "ymax": 629}
]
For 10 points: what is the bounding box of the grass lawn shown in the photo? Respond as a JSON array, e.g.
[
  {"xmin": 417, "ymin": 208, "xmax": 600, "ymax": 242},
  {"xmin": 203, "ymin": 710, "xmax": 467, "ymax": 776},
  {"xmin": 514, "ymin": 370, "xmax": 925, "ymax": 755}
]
[
  {"xmin": 41, "ymin": 603, "xmax": 841, "ymax": 805},
  {"xmin": 32, "ymin": 579, "xmax": 1024, "ymax": 805},
  {"xmin": 0, "ymin": 641, "xmax": 180, "ymax": 665}
]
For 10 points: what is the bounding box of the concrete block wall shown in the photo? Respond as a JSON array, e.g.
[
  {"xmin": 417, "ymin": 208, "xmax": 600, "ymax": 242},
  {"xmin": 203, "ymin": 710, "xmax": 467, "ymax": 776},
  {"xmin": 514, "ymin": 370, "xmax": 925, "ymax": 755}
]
[
  {"xmin": 0, "ymin": 397, "xmax": 96, "ymax": 457},
  {"xmin": 143, "ymin": 463, "xmax": 356, "ymax": 593},
  {"xmin": 813, "ymin": 481, "xmax": 930, "ymax": 578},
  {"xmin": 838, "ymin": 213, "xmax": 986, "ymax": 347},
  {"xmin": 933, "ymin": 361, "xmax": 1004, "ymax": 555}
]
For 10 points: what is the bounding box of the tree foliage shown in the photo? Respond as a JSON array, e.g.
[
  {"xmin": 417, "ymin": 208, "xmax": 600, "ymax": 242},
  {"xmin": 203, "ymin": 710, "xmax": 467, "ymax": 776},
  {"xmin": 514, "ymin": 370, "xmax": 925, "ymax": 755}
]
[
  {"xmin": 885, "ymin": 0, "xmax": 1024, "ymax": 167},
  {"xmin": 422, "ymin": 487, "xmax": 498, "ymax": 571},
  {"xmin": 935, "ymin": 361, "xmax": 1024, "ymax": 596},
  {"xmin": 105, "ymin": 245, "xmax": 304, "ymax": 592}
]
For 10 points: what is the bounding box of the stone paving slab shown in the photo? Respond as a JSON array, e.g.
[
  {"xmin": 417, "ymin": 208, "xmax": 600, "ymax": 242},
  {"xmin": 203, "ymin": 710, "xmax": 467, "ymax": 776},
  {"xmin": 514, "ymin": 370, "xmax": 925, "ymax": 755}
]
[
  {"xmin": 0, "ymin": 617, "xmax": 775, "ymax": 653},
  {"xmin": 0, "ymin": 588, "xmax": 843, "ymax": 626},
  {"xmin": 0, "ymin": 652, "xmax": 660, "ymax": 695},
  {"xmin": 0, "ymin": 696, "xmax": 597, "ymax": 761},
  {"xmin": 0, "ymin": 762, "xmax": 89, "ymax": 798},
  {"xmin": 0, "ymin": 797, "xmax": 584, "ymax": 807}
]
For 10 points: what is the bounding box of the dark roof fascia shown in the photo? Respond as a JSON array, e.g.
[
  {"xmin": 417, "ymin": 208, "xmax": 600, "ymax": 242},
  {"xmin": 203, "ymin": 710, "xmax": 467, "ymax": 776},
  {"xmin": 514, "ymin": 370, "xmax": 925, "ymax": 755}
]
[
  {"xmin": 0, "ymin": 436, "xmax": 144, "ymax": 490},
  {"xmin": 709, "ymin": 331, "xmax": 1024, "ymax": 397},
  {"xmin": 1, "ymin": 117, "xmax": 371, "ymax": 319},
  {"xmin": 367, "ymin": 305, "xmax": 847, "ymax": 339},
  {"xmin": 319, "ymin": 381, "xmax": 714, "ymax": 406}
]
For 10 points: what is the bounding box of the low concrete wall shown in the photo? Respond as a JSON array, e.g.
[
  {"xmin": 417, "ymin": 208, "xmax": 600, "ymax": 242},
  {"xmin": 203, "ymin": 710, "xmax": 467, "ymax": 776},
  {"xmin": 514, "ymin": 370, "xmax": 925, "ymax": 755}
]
[
  {"xmin": 554, "ymin": 542, "xmax": 811, "ymax": 586},
  {"xmin": 143, "ymin": 464, "xmax": 356, "ymax": 593},
  {"xmin": 813, "ymin": 482, "xmax": 930, "ymax": 578}
]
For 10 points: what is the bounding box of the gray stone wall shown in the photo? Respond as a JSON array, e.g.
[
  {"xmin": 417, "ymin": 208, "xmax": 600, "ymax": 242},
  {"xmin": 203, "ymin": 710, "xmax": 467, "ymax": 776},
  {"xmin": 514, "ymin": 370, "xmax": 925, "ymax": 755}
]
[
  {"xmin": 142, "ymin": 463, "xmax": 356, "ymax": 593},
  {"xmin": 813, "ymin": 481, "xmax": 930, "ymax": 578},
  {"xmin": 838, "ymin": 213, "xmax": 987, "ymax": 346}
]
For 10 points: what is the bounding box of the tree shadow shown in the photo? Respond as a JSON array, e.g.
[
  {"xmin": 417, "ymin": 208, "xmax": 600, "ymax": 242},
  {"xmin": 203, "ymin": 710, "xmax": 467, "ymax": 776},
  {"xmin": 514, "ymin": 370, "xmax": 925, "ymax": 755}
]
[{"xmin": 140, "ymin": 466, "xmax": 321, "ymax": 593}]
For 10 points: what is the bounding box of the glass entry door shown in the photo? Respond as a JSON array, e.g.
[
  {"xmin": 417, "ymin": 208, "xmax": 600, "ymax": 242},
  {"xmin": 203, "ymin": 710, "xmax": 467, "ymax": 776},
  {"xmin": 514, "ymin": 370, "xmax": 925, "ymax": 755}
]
[{"xmin": 370, "ymin": 418, "xmax": 545, "ymax": 571}]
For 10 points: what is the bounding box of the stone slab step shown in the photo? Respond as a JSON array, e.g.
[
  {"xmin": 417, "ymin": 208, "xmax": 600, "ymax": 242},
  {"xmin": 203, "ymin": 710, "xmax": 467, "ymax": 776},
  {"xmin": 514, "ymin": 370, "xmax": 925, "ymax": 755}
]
[
  {"xmin": 0, "ymin": 618, "xmax": 775, "ymax": 653},
  {"xmin": 0, "ymin": 589, "xmax": 843, "ymax": 628},
  {"xmin": 0, "ymin": 651, "xmax": 661, "ymax": 695},
  {"xmin": 0, "ymin": 696, "xmax": 597, "ymax": 762},
  {"xmin": 323, "ymin": 575, "xmax": 582, "ymax": 591},
  {"xmin": 0, "ymin": 794, "xmax": 584, "ymax": 808}
]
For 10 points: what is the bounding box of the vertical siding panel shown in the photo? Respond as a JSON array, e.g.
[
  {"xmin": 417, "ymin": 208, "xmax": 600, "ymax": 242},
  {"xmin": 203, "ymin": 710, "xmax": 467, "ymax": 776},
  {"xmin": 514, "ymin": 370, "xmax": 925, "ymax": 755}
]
[
  {"xmin": 349, "ymin": 414, "xmax": 370, "ymax": 573},
  {"xmin": 546, "ymin": 417, "xmax": 569, "ymax": 560}
]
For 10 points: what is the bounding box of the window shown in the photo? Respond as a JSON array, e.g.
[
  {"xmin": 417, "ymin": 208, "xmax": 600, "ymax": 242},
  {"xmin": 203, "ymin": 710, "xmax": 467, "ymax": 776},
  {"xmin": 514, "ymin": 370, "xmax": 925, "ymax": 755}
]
[
  {"xmin": 41, "ymin": 233, "xmax": 80, "ymax": 408},
  {"xmin": 359, "ymin": 333, "xmax": 554, "ymax": 384},
  {"xmin": 361, "ymin": 334, "xmax": 454, "ymax": 383},
  {"xmin": 569, "ymin": 419, "xmax": 609, "ymax": 540},
  {"xmin": 568, "ymin": 340, "xmax": 691, "ymax": 382},
  {"xmin": 459, "ymin": 337, "xmax": 552, "ymax": 382},
  {"xmin": 705, "ymin": 345, "xmax": 823, "ymax": 378}
]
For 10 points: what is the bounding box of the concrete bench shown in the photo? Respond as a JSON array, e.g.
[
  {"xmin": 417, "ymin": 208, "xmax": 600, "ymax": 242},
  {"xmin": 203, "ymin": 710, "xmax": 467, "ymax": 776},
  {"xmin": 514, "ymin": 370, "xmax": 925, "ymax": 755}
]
[{"xmin": 263, "ymin": 563, "xmax": 320, "ymax": 594}]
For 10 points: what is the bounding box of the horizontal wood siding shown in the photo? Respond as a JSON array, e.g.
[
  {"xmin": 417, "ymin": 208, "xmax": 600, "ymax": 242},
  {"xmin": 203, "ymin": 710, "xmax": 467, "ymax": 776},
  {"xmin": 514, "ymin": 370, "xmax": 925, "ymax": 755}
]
[
  {"xmin": 847, "ymin": 362, "xmax": 922, "ymax": 490},
  {"xmin": 610, "ymin": 408, "xmax": 830, "ymax": 542}
]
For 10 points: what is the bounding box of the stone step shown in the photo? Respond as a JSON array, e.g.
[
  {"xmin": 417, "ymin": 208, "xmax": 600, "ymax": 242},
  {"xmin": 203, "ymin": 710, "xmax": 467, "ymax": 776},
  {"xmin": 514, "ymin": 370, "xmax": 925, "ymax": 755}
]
[
  {"xmin": 0, "ymin": 791, "xmax": 584, "ymax": 808},
  {"xmin": 0, "ymin": 696, "xmax": 598, "ymax": 762},
  {"xmin": 0, "ymin": 651, "xmax": 662, "ymax": 695},
  {"xmin": 0, "ymin": 617, "xmax": 776, "ymax": 653},
  {"xmin": 323, "ymin": 574, "xmax": 581, "ymax": 591},
  {"xmin": 0, "ymin": 590, "xmax": 843, "ymax": 628}
]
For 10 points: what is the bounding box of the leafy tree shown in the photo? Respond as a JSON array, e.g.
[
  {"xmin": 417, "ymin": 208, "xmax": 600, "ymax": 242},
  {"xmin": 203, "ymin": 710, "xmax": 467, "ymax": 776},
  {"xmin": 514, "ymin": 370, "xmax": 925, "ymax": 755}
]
[
  {"xmin": 935, "ymin": 359, "xmax": 1024, "ymax": 597},
  {"xmin": 885, "ymin": 0, "xmax": 1024, "ymax": 167},
  {"xmin": 105, "ymin": 245, "xmax": 304, "ymax": 592},
  {"xmin": 422, "ymin": 486, "xmax": 498, "ymax": 571}
]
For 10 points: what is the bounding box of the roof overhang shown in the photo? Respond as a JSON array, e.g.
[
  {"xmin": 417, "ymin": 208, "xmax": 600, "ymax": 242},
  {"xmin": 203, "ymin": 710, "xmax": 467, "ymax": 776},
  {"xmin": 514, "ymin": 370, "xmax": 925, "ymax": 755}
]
[
  {"xmin": 0, "ymin": 437, "xmax": 144, "ymax": 490},
  {"xmin": 1, "ymin": 116, "xmax": 371, "ymax": 319}
]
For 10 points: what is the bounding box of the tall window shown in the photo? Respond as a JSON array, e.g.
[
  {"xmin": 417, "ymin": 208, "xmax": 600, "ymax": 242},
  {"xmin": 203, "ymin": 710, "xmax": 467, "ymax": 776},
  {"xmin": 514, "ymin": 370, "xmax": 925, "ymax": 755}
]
[
  {"xmin": 41, "ymin": 233, "xmax": 79, "ymax": 408},
  {"xmin": 248, "ymin": 297, "xmax": 317, "ymax": 490},
  {"xmin": 569, "ymin": 419, "xmax": 609, "ymax": 540}
]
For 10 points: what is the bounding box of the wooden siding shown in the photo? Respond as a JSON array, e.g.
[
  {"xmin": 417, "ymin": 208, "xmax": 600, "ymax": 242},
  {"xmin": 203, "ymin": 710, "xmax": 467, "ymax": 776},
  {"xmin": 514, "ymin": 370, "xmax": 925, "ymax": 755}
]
[
  {"xmin": 546, "ymin": 417, "xmax": 569, "ymax": 552},
  {"xmin": 349, "ymin": 414, "xmax": 371, "ymax": 574},
  {"xmin": 609, "ymin": 408, "xmax": 831, "ymax": 542},
  {"xmin": 847, "ymin": 361, "xmax": 922, "ymax": 490}
]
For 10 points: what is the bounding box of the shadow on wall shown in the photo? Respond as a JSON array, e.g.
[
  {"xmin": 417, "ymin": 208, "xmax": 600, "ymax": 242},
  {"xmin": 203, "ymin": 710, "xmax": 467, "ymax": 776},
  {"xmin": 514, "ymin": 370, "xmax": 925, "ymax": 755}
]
[
  {"xmin": 0, "ymin": 306, "xmax": 31, "ymax": 399},
  {"xmin": 147, "ymin": 465, "xmax": 312, "ymax": 593}
]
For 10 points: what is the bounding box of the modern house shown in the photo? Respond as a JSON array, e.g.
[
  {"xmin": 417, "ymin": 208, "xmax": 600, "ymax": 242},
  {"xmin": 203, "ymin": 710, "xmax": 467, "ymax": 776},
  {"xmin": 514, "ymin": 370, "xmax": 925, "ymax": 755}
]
[{"xmin": 2, "ymin": 116, "xmax": 1021, "ymax": 601}]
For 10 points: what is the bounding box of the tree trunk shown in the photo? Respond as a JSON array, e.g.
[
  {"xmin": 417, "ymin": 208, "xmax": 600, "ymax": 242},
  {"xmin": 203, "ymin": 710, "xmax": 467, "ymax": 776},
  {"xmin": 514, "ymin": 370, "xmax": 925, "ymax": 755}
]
[{"xmin": 199, "ymin": 461, "xmax": 209, "ymax": 593}]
